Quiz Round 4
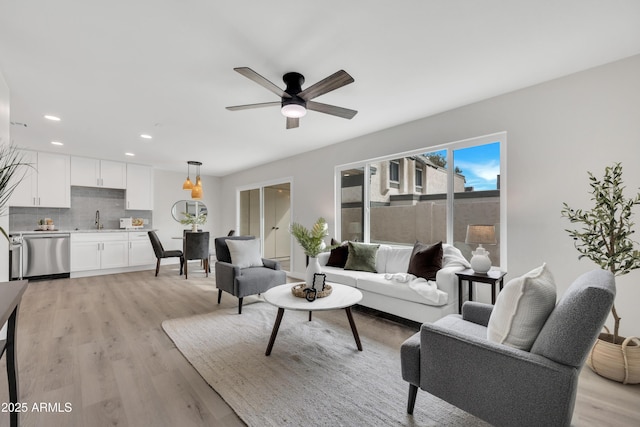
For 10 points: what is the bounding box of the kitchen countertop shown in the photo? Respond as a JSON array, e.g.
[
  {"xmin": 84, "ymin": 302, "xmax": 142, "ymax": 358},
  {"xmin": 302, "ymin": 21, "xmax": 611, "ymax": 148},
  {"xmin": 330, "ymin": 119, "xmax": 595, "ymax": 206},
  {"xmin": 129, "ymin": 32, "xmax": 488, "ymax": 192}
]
[{"xmin": 10, "ymin": 228, "xmax": 153, "ymax": 235}]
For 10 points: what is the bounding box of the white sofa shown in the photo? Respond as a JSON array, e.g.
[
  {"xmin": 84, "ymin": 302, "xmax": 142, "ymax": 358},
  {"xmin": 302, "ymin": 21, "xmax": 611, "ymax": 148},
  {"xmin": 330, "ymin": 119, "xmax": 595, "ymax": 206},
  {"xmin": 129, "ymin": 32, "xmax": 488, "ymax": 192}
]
[{"xmin": 317, "ymin": 244, "xmax": 470, "ymax": 324}]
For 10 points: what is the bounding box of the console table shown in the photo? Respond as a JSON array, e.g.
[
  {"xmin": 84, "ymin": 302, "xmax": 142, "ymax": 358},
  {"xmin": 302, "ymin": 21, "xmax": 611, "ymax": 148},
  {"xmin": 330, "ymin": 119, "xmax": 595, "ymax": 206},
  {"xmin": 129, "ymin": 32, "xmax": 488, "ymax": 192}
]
[{"xmin": 0, "ymin": 280, "xmax": 28, "ymax": 427}]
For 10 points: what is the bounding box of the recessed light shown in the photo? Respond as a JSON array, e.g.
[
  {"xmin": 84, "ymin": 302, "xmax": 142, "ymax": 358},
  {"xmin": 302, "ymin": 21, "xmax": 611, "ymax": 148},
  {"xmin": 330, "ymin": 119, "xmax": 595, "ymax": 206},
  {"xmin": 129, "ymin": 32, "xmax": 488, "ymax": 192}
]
[
  {"xmin": 140, "ymin": 134, "xmax": 152, "ymax": 139},
  {"xmin": 51, "ymin": 141, "xmax": 63, "ymax": 146},
  {"xmin": 125, "ymin": 152, "xmax": 135, "ymax": 156},
  {"xmin": 44, "ymin": 115, "xmax": 61, "ymax": 121}
]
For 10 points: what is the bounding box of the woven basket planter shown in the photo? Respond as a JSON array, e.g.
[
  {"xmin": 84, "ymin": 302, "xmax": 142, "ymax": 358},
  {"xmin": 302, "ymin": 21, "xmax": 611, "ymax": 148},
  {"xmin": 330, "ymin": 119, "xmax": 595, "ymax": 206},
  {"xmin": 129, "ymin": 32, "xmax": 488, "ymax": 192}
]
[{"xmin": 587, "ymin": 328, "xmax": 640, "ymax": 384}]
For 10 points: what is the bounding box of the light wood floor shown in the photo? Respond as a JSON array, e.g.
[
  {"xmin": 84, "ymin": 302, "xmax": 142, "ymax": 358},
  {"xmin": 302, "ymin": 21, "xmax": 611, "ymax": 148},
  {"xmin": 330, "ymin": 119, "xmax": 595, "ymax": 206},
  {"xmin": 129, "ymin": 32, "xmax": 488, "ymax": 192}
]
[{"xmin": 0, "ymin": 265, "xmax": 638, "ymax": 426}]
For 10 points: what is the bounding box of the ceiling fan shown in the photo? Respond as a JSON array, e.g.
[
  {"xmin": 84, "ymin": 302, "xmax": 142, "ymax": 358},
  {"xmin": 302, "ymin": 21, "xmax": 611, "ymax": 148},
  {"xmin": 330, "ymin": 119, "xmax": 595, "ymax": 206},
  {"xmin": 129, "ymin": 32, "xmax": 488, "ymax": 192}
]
[{"xmin": 226, "ymin": 67, "xmax": 357, "ymax": 129}]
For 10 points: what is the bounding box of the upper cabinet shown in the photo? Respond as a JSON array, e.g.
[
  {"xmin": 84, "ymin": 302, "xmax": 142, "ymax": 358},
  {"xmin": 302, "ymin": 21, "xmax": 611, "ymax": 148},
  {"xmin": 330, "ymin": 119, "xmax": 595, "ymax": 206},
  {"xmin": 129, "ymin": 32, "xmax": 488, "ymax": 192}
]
[
  {"xmin": 126, "ymin": 164, "xmax": 153, "ymax": 210},
  {"xmin": 9, "ymin": 150, "xmax": 70, "ymax": 208},
  {"xmin": 71, "ymin": 156, "xmax": 126, "ymax": 189}
]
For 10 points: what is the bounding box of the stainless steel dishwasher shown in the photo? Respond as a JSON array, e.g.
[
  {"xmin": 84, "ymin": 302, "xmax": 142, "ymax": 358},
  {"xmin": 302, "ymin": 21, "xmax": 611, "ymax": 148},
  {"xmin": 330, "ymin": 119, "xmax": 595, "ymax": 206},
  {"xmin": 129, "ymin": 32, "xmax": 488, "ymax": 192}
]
[{"xmin": 19, "ymin": 233, "xmax": 71, "ymax": 280}]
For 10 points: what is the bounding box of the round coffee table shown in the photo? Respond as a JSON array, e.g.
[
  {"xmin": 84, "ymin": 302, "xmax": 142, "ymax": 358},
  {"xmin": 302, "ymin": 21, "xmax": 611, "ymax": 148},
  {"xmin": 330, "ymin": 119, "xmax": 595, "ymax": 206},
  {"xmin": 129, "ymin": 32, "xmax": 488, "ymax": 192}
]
[{"xmin": 263, "ymin": 282, "xmax": 363, "ymax": 356}]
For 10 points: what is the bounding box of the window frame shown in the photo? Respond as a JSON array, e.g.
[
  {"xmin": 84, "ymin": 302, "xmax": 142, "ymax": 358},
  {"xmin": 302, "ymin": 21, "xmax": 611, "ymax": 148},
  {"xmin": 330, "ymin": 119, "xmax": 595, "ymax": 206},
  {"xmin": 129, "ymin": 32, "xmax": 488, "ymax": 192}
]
[{"xmin": 334, "ymin": 132, "xmax": 507, "ymax": 269}]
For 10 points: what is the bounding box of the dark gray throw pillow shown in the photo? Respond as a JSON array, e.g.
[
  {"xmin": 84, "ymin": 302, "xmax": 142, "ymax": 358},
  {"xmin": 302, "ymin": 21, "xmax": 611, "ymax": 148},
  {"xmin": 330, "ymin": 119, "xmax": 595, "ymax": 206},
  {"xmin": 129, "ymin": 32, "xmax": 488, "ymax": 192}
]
[
  {"xmin": 344, "ymin": 241, "xmax": 380, "ymax": 273},
  {"xmin": 407, "ymin": 241, "xmax": 443, "ymax": 280},
  {"xmin": 327, "ymin": 241, "xmax": 349, "ymax": 268}
]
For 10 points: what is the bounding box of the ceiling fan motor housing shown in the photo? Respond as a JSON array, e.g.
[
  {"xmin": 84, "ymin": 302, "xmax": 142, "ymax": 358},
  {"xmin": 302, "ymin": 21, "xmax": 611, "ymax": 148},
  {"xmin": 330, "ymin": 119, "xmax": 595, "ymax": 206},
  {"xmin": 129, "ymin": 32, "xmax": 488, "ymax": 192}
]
[{"xmin": 282, "ymin": 72, "xmax": 306, "ymax": 110}]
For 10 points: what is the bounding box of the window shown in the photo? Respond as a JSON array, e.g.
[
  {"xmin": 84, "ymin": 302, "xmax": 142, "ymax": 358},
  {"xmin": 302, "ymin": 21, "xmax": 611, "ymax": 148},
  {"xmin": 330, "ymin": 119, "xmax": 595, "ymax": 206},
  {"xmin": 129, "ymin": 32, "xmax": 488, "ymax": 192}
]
[
  {"xmin": 389, "ymin": 160, "xmax": 399, "ymax": 183},
  {"xmin": 336, "ymin": 133, "xmax": 505, "ymax": 268},
  {"xmin": 415, "ymin": 167, "xmax": 423, "ymax": 189}
]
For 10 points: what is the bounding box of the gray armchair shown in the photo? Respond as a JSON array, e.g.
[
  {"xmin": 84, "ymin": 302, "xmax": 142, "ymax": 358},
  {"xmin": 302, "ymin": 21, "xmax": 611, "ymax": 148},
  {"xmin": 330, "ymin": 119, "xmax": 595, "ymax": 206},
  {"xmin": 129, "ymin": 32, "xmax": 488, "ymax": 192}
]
[
  {"xmin": 214, "ymin": 236, "xmax": 286, "ymax": 314},
  {"xmin": 400, "ymin": 269, "xmax": 615, "ymax": 427}
]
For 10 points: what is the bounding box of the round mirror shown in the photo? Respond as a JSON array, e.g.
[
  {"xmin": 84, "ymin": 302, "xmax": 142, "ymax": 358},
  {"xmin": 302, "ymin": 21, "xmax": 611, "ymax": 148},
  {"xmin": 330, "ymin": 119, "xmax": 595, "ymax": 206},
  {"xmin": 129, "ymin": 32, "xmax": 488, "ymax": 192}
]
[{"xmin": 171, "ymin": 200, "xmax": 208, "ymax": 223}]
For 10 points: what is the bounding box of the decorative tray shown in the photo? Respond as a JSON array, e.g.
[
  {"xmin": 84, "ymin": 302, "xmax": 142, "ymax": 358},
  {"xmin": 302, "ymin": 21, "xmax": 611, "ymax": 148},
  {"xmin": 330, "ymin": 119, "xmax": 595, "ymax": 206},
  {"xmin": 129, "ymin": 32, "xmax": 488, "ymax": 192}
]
[{"xmin": 291, "ymin": 283, "xmax": 332, "ymax": 299}]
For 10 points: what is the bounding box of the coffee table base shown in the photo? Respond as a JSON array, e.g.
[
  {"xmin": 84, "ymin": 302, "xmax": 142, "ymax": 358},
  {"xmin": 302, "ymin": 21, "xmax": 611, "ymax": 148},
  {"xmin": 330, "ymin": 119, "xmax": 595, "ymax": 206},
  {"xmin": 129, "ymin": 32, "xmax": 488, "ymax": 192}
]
[{"xmin": 265, "ymin": 307, "xmax": 363, "ymax": 356}]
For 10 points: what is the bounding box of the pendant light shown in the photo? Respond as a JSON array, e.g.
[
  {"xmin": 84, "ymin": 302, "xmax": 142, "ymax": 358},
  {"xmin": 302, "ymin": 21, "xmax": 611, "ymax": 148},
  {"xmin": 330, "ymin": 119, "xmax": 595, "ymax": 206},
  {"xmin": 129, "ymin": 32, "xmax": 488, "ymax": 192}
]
[
  {"xmin": 183, "ymin": 161, "xmax": 195, "ymax": 190},
  {"xmin": 190, "ymin": 161, "xmax": 203, "ymax": 200}
]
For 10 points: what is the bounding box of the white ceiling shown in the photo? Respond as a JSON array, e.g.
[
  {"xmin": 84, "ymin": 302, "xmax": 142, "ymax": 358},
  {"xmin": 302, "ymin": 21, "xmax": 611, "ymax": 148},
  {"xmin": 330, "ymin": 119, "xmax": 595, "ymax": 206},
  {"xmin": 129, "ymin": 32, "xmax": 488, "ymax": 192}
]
[{"xmin": 1, "ymin": 1, "xmax": 639, "ymax": 177}]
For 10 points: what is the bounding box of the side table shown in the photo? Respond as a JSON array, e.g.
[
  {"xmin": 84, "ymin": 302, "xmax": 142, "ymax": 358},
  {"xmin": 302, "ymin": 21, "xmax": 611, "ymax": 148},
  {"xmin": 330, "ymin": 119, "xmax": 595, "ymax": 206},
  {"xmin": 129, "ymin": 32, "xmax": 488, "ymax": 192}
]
[{"xmin": 455, "ymin": 269, "xmax": 507, "ymax": 313}]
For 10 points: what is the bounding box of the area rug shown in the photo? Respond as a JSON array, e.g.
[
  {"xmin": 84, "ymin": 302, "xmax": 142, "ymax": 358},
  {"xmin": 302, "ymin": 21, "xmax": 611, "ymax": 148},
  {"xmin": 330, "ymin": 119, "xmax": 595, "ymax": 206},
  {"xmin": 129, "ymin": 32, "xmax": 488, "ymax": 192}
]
[{"xmin": 162, "ymin": 302, "xmax": 488, "ymax": 426}]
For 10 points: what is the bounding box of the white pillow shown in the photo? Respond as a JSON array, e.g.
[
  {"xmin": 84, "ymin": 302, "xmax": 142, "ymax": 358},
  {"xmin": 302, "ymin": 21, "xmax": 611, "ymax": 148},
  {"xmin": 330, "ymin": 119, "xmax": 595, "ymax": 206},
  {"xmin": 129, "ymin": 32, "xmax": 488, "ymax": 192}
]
[
  {"xmin": 226, "ymin": 239, "xmax": 264, "ymax": 268},
  {"xmin": 487, "ymin": 263, "xmax": 557, "ymax": 351}
]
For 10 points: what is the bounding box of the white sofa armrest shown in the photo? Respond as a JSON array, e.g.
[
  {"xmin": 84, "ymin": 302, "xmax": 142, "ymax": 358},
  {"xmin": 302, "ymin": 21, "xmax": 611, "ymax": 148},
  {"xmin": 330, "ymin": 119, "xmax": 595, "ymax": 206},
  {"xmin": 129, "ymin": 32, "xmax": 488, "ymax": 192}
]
[
  {"xmin": 318, "ymin": 251, "xmax": 330, "ymax": 266},
  {"xmin": 436, "ymin": 266, "xmax": 466, "ymax": 304}
]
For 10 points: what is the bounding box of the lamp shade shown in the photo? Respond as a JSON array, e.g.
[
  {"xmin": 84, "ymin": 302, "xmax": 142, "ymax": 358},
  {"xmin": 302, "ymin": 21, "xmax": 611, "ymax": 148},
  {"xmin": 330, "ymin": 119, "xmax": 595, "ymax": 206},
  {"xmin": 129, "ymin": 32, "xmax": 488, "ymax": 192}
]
[
  {"xmin": 183, "ymin": 177, "xmax": 193, "ymax": 190},
  {"xmin": 465, "ymin": 224, "xmax": 497, "ymax": 245},
  {"xmin": 191, "ymin": 183, "xmax": 203, "ymax": 200}
]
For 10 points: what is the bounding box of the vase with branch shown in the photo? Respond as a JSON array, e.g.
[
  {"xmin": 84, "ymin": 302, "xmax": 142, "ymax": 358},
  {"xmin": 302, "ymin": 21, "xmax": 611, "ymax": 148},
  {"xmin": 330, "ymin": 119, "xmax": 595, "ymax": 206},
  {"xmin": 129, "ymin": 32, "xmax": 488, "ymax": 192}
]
[
  {"xmin": 0, "ymin": 144, "xmax": 30, "ymax": 241},
  {"xmin": 180, "ymin": 211, "xmax": 207, "ymax": 232},
  {"xmin": 290, "ymin": 217, "xmax": 328, "ymax": 288}
]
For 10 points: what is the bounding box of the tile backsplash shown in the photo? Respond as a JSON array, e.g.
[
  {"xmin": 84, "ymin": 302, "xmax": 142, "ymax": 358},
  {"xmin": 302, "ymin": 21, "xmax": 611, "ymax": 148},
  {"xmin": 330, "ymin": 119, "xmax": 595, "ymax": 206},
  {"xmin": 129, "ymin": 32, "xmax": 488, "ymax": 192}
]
[{"xmin": 9, "ymin": 187, "xmax": 152, "ymax": 232}]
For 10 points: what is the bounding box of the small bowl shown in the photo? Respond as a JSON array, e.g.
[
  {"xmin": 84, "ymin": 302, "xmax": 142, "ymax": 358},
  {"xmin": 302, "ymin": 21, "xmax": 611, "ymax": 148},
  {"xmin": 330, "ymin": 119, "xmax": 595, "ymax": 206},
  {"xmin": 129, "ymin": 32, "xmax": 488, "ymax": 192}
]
[{"xmin": 47, "ymin": 224, "xmax": 55, "ymax": 230}]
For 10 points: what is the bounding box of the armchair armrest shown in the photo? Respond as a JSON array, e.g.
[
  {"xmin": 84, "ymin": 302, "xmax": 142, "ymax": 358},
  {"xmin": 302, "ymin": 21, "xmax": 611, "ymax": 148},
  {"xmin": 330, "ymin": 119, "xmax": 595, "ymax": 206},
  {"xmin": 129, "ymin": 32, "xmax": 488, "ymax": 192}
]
[
  {"xmin": 262, "ymin": 258, "xmax": 281, "ymax": 270},
  {"xmin": 420, "ymin": 322, "xmax": 578, "ymax": 427},
  {"xmin": 461, "ymin": 301, "xmax": 493, "ymax": 326},
  {"xmin": 215, "ymin": 261, "xmax": 241, "ymax": 294}
]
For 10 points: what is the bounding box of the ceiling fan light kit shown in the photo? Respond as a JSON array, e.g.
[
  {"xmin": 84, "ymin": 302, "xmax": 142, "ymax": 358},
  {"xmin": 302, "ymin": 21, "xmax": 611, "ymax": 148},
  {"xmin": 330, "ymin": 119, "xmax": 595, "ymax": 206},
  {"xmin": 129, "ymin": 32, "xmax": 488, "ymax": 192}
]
[{"xmin": 227, "ymin": 67, "xmax": 357, "ymax": 129}]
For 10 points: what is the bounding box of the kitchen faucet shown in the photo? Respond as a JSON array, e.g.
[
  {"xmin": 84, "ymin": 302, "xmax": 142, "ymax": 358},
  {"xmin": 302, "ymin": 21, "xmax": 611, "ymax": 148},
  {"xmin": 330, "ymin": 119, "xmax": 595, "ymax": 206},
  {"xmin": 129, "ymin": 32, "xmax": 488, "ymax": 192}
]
[{"xmin": 95, "ymin": 210, "xmax": 102, "ymax": 229}]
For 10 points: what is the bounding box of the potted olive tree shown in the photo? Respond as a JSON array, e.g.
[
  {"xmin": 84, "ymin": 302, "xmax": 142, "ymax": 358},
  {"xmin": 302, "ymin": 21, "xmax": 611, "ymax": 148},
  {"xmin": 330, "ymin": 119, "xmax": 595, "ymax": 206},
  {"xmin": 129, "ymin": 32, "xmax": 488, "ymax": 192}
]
[{"xmin": 561, "ymin": 162, "xmax": 640, "ymax": 384}]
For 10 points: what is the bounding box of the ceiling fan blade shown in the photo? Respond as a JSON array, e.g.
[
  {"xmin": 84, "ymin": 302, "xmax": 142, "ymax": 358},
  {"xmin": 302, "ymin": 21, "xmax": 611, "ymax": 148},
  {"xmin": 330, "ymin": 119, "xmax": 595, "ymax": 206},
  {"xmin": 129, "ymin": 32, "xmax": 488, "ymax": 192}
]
[
  {"xmin": 307, "ymin": 101, "xmax": 358, "ymax": 119},
  {"xmin": 286, "ymin": 117, "xmax": 299, "ymax": 129},
  {"xmin": 298, "ymin": 70, "xmax": 354, "ymax": 101},
  {"xmin": 234, "ymin": 67, "xmax": 291, "ymax": 98},
  {"xmin": 226, "ymin": 101, "xmax": 281, "ymax": 111}
]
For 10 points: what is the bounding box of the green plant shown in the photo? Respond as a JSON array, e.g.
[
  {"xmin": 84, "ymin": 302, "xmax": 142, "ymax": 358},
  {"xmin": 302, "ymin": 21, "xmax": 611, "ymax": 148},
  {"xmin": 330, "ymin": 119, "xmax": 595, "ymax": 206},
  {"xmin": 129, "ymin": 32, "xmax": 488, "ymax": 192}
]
[
  {"xmin": 179, "ymin": 211, "xmax": 207, "ymax": 226},
  {"xmin": 561, "ymin": 162, "xmax": 640, "ymax": 343},
  {"xmin": 0, "ymin": 144, "xmax": 30, "ymax": 241},
  {"xmin": 290, "ymin": 217, "xmax": 328, "ymax": 258}
]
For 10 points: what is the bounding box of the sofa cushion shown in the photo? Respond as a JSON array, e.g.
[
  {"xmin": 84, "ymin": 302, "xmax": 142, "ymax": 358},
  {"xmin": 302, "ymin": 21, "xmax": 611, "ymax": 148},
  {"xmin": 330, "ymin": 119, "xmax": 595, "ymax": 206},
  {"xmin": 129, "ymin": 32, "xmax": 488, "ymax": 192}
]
[
  {"xmin": 487, "ymin": 263, "xmax": 557, "ymax": 351},
  {"xmin": 407, "ymin": 241, "xmax": 443, "ymax": 280},
  {"xmin": 327, "ymin": 242, "xmax": 349, "ymax": 267},
  {"xmin": 357, "ymin": 274, "xmax": 448, "ymax": 306},
  {"xmin": 384, "ymin": 246, "xmax": 412, "ymax": 274},
  {"xmin": 344, "ymin": 242, "xmax": 380, "ymax": 273}
]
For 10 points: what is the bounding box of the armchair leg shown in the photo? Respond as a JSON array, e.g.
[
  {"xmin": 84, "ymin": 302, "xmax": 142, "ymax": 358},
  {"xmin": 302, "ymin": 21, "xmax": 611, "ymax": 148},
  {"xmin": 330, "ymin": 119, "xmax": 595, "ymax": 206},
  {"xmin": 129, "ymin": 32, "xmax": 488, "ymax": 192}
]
[
  {"xmin": 217, "ymin": 289, "xmax": 222, "ymax": 304},
  {"xmin": 155, "ymin": 259, "xmax": 161, "ymax": 277},
  {"xmin": 179, "ymin": 257, "xmax": 184, "ymax": 275},
  {"xmin": 238, "ymin": 297, "xmax": 243, "ymax": 314},
  {"xmin": 407, "ymin": 384, "xmax": 418, "ymax": 415}
]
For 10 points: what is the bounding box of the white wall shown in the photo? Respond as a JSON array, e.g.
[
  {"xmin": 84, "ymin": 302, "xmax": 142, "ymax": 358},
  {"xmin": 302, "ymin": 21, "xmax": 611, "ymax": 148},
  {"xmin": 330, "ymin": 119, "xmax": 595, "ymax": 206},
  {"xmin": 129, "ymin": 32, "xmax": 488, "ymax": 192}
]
[
  {"xmin": 220, "ymin": 54, "xmax": 640, "ymax": 338},
  {"xmin": 0, "ymin": 71, "xmax": 10, "ymax": 281},
  {"xmin": 152, "ymin": 169, "xmax": 223, "ymax": 252}
]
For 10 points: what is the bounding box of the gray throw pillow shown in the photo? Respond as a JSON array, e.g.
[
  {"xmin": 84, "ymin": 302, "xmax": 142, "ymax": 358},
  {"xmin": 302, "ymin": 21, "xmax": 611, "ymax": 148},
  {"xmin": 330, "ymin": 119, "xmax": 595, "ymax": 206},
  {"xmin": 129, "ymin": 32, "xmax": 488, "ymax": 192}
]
[{"xmin": 344, "ymin": 241, "xmax": 380, "ymax": 273}]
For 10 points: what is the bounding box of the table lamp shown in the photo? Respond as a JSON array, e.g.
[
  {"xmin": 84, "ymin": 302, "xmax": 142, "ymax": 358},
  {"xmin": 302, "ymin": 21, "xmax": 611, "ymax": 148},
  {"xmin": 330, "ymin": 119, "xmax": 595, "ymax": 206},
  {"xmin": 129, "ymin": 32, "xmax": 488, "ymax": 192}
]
[{"xmin": 465, "ymin": 224, "xmax": 497, "ymax": 274}]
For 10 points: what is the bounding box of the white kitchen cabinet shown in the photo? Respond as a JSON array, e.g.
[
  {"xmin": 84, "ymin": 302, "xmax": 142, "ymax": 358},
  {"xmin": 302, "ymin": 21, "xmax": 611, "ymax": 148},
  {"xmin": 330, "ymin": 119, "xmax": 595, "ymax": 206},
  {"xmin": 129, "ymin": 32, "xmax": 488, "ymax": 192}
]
[
  {"xmin": 71, "ymin": 157, "xmax": 127, "ymax": 189},
  {"xmin": 128, "ymin": 231, "xmax": 155, "ymax": 266},
  {"xmin": 126, "ymin": 163, "xmax": 153, "ymax": 210},
  {"xmin": 71, "ymin": 232, "xmax": 129, "ymax": 272},
  {"xmin": 9, "ymin": 150, "xmax": 70, "ymax": 208}
]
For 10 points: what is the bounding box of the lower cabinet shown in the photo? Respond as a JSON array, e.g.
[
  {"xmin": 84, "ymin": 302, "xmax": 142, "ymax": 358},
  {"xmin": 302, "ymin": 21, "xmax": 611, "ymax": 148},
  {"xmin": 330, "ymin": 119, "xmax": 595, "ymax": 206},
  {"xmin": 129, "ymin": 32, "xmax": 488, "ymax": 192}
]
[
  {"xmin": 71, "ymin": 232, "xmax": 129, "ymax": 272},
  {"xmin": 128, "ymin": 231, "xmax": 155, "ymax": 266}
]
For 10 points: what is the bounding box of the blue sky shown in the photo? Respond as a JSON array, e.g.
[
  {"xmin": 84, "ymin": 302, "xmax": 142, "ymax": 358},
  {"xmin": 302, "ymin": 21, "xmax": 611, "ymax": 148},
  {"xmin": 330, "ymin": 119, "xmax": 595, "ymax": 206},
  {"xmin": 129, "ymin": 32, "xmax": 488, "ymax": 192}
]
[{"xmin": 429, "ymin": 142, "xmax": 500, "ymax": 191}]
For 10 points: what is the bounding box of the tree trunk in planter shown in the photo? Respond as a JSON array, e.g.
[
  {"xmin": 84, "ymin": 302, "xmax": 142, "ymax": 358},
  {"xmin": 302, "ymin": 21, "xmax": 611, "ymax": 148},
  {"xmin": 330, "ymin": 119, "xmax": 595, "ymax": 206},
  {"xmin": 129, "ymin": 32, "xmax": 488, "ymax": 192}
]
[{"xmin": 587, "ymin": 329, "xmax": 640, "ymax": 384}]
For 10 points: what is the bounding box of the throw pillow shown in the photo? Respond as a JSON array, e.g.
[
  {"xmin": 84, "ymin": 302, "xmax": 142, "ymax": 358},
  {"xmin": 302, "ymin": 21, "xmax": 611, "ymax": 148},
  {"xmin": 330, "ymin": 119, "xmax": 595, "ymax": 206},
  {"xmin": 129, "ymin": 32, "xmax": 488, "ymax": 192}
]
[
  {"xmin": 226, "ymin": 239, "xmax": 264, "ymax": 269},
  {"xmin": 487, "ymin": 263, "xmax": 557, "ymax": 351},
  {"xmin": 407, "ymin": 241, "xmax": 443, "ymax": 280},
  {"xmin": 327, "ymin": 241, "xmax": 349, "ymax": 267},
  {"xmin": 344, "ymin": 242, "xmax": 380, "ymax": 273}
]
